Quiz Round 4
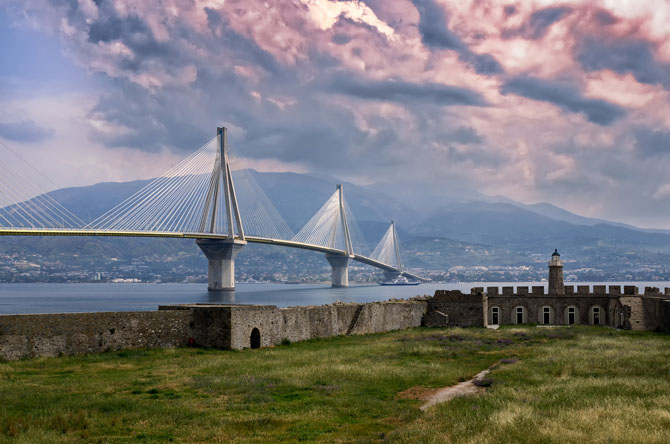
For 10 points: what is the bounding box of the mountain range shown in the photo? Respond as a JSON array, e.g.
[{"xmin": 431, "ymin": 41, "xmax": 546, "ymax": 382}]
[{"xmin": 4, "ymin": 170, "xmax": 670, "ymax": 280}]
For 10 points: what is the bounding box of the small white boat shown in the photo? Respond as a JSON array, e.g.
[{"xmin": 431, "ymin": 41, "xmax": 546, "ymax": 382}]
[{"xmin": 379, "ymin": 275, "xmax": 420, "ymax": 286}]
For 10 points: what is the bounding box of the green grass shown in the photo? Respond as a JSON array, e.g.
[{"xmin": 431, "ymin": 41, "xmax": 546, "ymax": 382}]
[{"xmin": 1, "ymin": 326, "xmax": 669, "ymax": 443}]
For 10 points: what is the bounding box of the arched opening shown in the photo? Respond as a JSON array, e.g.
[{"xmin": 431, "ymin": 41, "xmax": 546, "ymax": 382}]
[
  {"xmin": 564, "ymin": 305, "xmax": 579, "ymax": 325},
  {"xmin": 512, "ymin": 306, "xmax": 527, "ymax": 325},
  {"xmin": 590, "ymin": 305, "xmax": 604, "ymax": 325},
  {"xmin": 250, "ymin": 328, "xmax": 261, "ymax": 349},
  {"xmin": 539, "ymin": 305, "xmax": 555, "ymax": 325},
  {"xmin": 489, "ymin": 306, "xmax": 501, "ymax": 325}
]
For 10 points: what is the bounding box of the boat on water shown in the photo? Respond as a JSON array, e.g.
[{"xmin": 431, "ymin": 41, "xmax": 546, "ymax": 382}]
[{"xmin": 379, "ymin": 275, "xmax": 420, "ymax": 286}]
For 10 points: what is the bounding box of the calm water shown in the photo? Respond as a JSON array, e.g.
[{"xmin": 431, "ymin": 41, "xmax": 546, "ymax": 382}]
[{"xmin": 1, "ymin": 281, "xmax": 668, "ymax": 314}]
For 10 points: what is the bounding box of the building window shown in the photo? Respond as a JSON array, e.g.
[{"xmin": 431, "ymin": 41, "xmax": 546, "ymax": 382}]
[
  {"xmin": 492, "ymin": 307, "xmax": 499, "ymax": 324},
  {"xmin": 538, "ymin": 305, "xmax": 554, "ymax": 325},
  {"xmin": 515, "ymin": 306, "xmax": 525, "ymax": 324},
  {"xmin": 568, "ymin": 307, "xmax": 576, "ymax": 325}
]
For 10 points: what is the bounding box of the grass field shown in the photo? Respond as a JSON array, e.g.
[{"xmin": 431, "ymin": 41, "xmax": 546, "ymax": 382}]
[{"xmin": 1, "ymin": 326, "xmax": 669, "ymax": 443}]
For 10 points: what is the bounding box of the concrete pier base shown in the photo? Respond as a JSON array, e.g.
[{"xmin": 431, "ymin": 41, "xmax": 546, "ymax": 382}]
[
  {"xmin": 326, "ymin": 254, "xmax": 352, "ymax": 287},
  {"xmin": 196, "ymin": 239, "xmax": 246, "ymax": 291}
]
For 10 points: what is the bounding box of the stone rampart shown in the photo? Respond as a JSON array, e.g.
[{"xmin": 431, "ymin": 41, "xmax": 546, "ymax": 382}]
[
  {"xmin": 423, "ymin": 290, "xmax": 486, "ymax": 327},
  {"xmin": 0, "ymin": 300, "xmax": 428, "ymax": 360},
  {"xmin": 0, "ymin": 310, "xmax": 193, "ymax": 361},
  {"xmin": 173, "ymin": 301, "xmax": 428, "ymax": 349},
  {"xmin": 661, "ymin": 300, "xmax": 670, "ymax": 333}
]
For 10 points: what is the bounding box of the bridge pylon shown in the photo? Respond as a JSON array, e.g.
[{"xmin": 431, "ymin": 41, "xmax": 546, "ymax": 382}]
[
  {"xmin": 327, "ymin": 184, "xmax": 354, "ymax": 287},
  {"xmin": 196, "ymin": 127, "xmax": 247, "ymax": 291}
]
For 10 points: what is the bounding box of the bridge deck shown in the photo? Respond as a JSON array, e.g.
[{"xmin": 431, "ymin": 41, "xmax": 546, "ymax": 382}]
[{"xmin": 0, "ymin": 228, "xmax": 428, "ymax": 281}]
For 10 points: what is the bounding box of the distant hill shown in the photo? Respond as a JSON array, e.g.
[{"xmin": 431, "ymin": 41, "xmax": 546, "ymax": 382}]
[{"xmin": 5, "ymin": 170, "xmax": 670, "ymax": 278}]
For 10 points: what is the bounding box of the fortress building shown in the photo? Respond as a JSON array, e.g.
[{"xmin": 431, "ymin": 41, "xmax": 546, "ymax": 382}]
[
  {"xmin": 1, "ymin": 250, "xmax": 669, "ymax": 360},
  {"xmin": 424, "ymin": 250, "xmax": 670, "ymax": 330}
]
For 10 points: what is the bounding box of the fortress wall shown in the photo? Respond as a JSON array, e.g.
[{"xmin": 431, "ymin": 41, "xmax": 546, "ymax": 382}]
[
  {"xmin": 661, "ymin": 300, "xmax": 670, "ymax": 332},
  {"xmin": 191, "ymin": 301, "xmax": 428, "ymax": 350},
  {"xmin": 424, "ymin": 290, "xmax": 486, "ymax": 327},
  {"xmin": 619, "ymin": 296, "xmax": 647, "ymax": 330},
  {"xmin": 0, "ymin": 300, "xmax": 427, "ymax": 360},
  {"xmin": 0, "ymin": 310, "xmax": 193, "ymax": 361},
  {"xmin": 487, "ymin": 295, "xmax": 611, "ymax": 325},
  {"xmin": 637, "ymin": 296, "xmax": 670, "ymax": 332}
]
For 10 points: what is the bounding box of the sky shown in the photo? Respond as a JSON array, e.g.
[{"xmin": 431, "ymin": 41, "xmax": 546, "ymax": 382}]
[{"xmin": 0, "ymin": 0, "xmax": 669, "ymax": 228}]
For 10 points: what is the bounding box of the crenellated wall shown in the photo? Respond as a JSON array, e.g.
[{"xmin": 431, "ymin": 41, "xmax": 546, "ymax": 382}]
[{"xmin": 430, "ymin": 285, "xmax": 670, "ymax": 331}]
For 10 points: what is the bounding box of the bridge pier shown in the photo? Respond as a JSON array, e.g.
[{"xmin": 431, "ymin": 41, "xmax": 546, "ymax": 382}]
[
  {"xmin": 196, "ymin": 239, "xmax": 246, "ymax": 291},
  {"xmin": 326, "ymin": 254, "xmax": 351, "ymax": 287}
]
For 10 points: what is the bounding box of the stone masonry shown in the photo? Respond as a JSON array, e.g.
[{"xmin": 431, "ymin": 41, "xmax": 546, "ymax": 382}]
[{"xmin": 0, "ymin": 300, "xmax": 427, "ymax": 361}]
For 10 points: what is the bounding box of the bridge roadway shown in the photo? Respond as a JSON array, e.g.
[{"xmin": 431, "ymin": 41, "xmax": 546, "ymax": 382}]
[{"xmin": 0, "ymin": 228, "xmax": 428, "ymax": 282}]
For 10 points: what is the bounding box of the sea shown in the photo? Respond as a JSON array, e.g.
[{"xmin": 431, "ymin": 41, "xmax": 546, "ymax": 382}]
[{"xmin": 1, "ymin": 281, "xmax": 669, "ymax": 315}]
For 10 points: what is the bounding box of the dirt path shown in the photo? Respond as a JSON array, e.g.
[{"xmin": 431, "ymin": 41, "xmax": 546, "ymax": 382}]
[
  {"xmin": 397, "ymin": 359, "xmax": 519, "ymax": 411},
  {"xmin": 419, "ymin": 368, "xmax": 491, "ymax": 411}
]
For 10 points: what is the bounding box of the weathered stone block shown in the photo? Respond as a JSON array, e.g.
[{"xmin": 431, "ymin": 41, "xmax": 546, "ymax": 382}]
[
  {"xmin": 577, "ymin": 285, "xmax": 590, "ymax": 295},
  {"xmin": 593, "ymin": 285, "xmax": 606, "ymax": 294},
  {"xmin": 624, "ymin": 286, "xmax": 638, "ymax": 295},
  {"xmin": 609, "ymin": 286, "xmax": 621, "ymax": 295},
  {"xmin": 517, "ymin": 286, "xmax": 529, "ymax": 295},
  {"xmin": 502, "ymin": 287, "xmax": 514, "ymax": 295},
  {"xmin": 564, "ymin": 285, "xmax": 574, "ymax": 295},
  {"xmin": 486, "ymin": 287, "xmax": 499, "ymax": 296},
  {"xmin": 532, "ymin": 286, "xmax": 544, "ymax": 295}
]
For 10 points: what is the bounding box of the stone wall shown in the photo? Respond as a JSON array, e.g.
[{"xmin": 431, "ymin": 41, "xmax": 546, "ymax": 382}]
[
  {"xmin": 191, "ymin": 301, "xmax": 428, "ymax": 350},
  {"xmin": 0, "ymin": 310, "xmax": 193, "ymax": 361},
  {"xmin": 423, "ymin": 290, "xmax": 486, "ymax": 327},
  {"xmin": 487, "ymin": 295, "xmax": 612, "ymax": 325},
  {"xmin": 0, "ymin": 300, "xmax": 428, "ymax": 360},
  {"xmin": 661, "ymin": 300, "xmax": 670, "ymax": 333}
]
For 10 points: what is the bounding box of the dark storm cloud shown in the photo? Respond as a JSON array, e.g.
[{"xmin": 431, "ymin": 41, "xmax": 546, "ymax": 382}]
[
  {"xmin": 576, "ymin": 37, "xmax": 670, "ymax": 90},
  {"xmin": 0, "ymin": 120, "xmax": 53, "ymax": 142},
  {"xmin": 634, "ymin": 127, "xmax": 670, "ymax": 159},
  {"xmin": 502, "ymin": 6, "xmax": 572, "ymax": 40},
  {"xmin": 500, "ymin": 75, "xmax": 627, "ymax": 125},
  {"xmin": 332, "ymin": 33, "xmax": 352, "ymax": 45},
  {"xmin": 88, "ymin": 15, "xmax": 145, "ymax": 43},
  {"xmin": 592, "ymin": 9, "xmax": 618, "ymax": 26},
  {"xmin": 329, "ymin": 74, "xmax": 488, "ymax": 107},
  {"xmin": 503, "ymin": 5, "xmax": 517, "ymax": 18},
  {"xmin": 449, "ymin": 126, "xmax": 483, "ymax": 145},
  {"xmin": 410, "ymin": 0, "xmax": 504, "ymax": 75}
]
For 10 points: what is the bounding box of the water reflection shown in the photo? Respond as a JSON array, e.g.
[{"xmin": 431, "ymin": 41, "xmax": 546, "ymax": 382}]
[{"xmin": 207, "ymin": 290, "xmax": 236, "ymax": 304}]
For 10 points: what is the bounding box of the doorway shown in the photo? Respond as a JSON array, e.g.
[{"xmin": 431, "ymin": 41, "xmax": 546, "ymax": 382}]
[{"xmin": 250, "ymin": 328, "xmax": 261, "ymax": 349}]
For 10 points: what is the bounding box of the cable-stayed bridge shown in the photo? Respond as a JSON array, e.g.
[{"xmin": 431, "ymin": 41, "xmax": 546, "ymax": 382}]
[{"xmin": 0, "ymin": 127, "xmax": 427, "ymax": 290}]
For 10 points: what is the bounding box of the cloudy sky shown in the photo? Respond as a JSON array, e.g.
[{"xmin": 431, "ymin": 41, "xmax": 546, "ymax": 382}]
[{"xmin": 1, "ymin": 0, "xmax": 669, "ymax": 227}]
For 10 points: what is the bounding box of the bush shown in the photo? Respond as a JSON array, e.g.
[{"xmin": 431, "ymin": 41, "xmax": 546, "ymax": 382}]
[{"xmin": 280, "ymin": 338, "xmax": 292, "ymax": 346}]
